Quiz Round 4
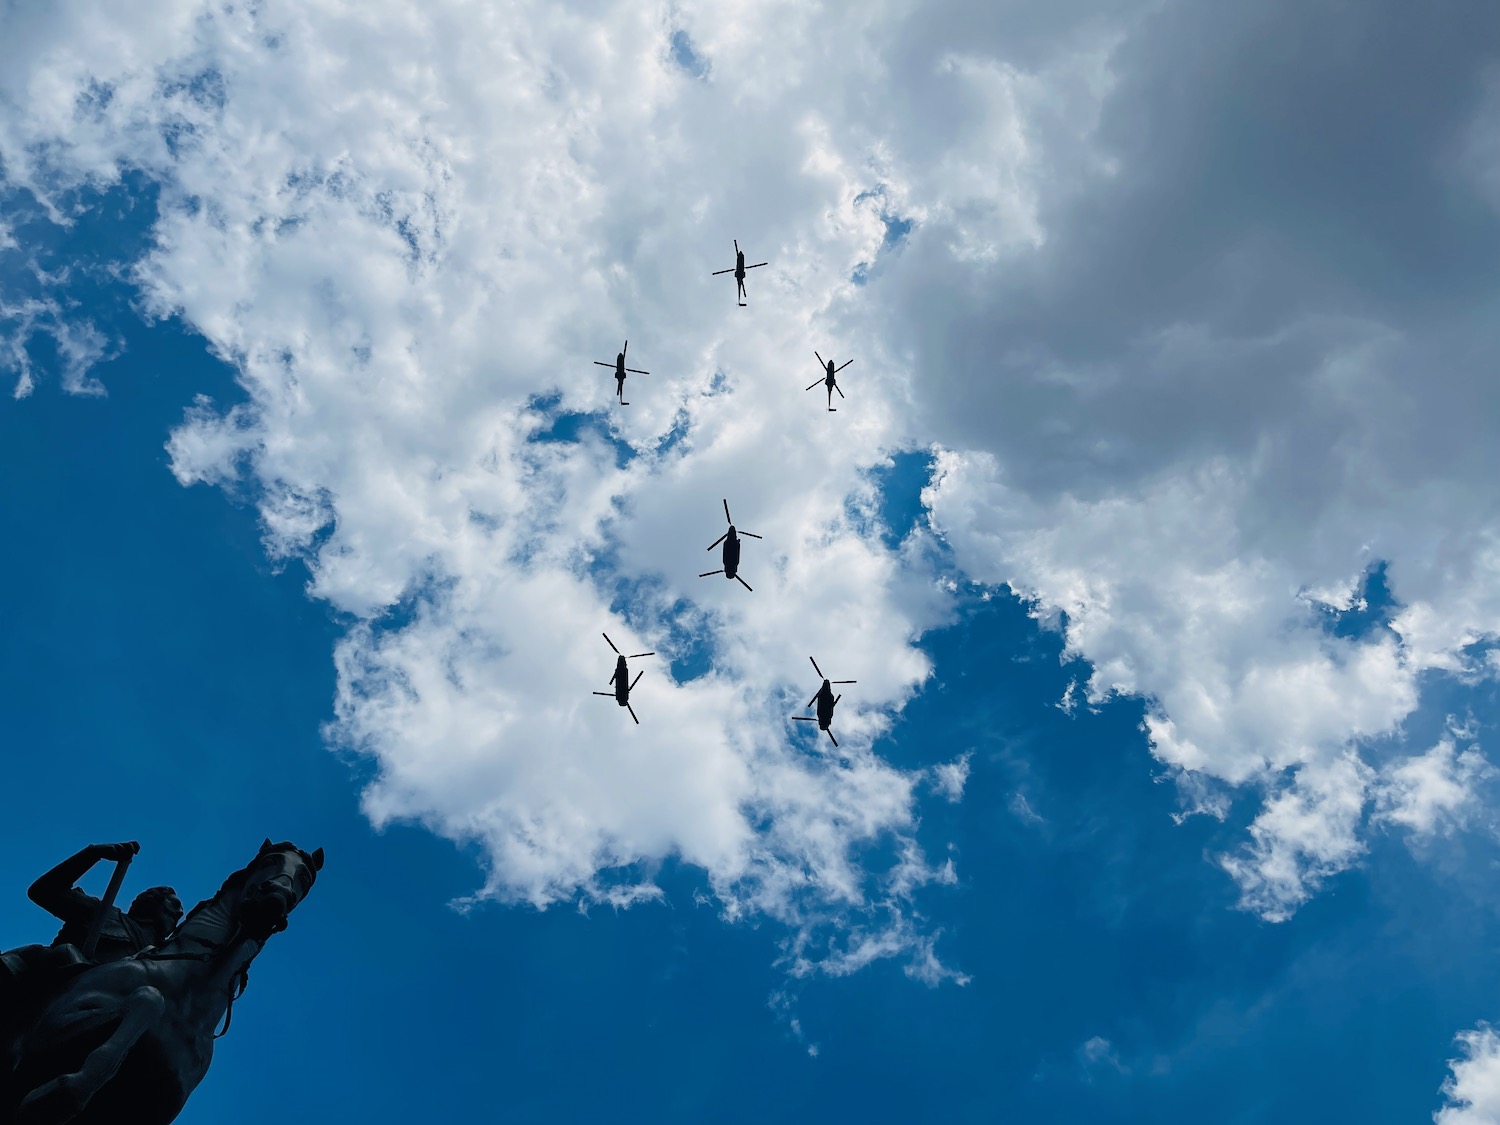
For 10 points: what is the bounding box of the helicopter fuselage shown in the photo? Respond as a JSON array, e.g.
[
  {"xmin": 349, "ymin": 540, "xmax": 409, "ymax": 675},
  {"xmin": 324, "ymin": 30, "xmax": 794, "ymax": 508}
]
[
  {"xmin": 615, "ymin": 354, "xmax": 627, "ymax": 378},
  {"xmin": 813, "ymin": 680, "xmax": 839, "ymax": 728},
  {"xmin": 611, "ymin": 655, "xmax": 632, "ymax": 704},
  {"xmin": 722, "ymin": 529, "xmax": 742, "ymax": 578}
]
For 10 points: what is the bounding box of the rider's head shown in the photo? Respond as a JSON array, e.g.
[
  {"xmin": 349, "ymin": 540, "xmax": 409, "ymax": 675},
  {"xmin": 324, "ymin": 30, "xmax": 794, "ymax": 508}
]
[{"xmin": 127, "ymin": 886, "xmax": 184, "ymax": 937}]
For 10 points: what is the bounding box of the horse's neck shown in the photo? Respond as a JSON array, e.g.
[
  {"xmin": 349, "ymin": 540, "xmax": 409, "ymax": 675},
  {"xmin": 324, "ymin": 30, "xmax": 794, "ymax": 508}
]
[{"xmin": 161, "ymin": 896, "xmax": 262, "ymax": 986}]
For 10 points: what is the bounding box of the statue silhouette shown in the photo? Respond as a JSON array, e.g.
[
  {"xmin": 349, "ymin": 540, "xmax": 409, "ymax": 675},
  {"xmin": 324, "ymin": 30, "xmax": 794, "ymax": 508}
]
[
  {"xmin": 2, "ymin": 838, "xmax": 322, "ymax": 1124},
  {"xmin": 0, "ymin": 843, "xmax": 181, "ymax": 1033}
]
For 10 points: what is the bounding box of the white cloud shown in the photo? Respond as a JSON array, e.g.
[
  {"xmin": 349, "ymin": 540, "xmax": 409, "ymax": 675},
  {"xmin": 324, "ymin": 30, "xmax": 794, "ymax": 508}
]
[
  {"xmin": 1, "ymin": 292, "xmax": 110, "ymax": 398},
  {"xmin": 894, "ymin": 3, "xmax": 1500, "ymax": 917},
  {"xmin": 0, "ymin": 0, "xmax": 976, "ymax": 976},
  {"xmin": 929, "ymin": 752, "xmax": 971, "ymax": 802},
  {"xmin": 1374, "ymin": 730, "xmax": 1495, "ymax": 839},
  {"xmin": 1079, "ymin": 1035, "xmax": 1127, "ymax": 1078},
  {"xmin": 1218, "ymin": 752, "xmax": 1373, "ymax": 922},
  {"xmin": 7, "ymin": 0, "xmax": 1500, "ymax": 961},
  {"xmin": 1009, "ymin": 791, "xmax": 1044, "ymax": 825},
  {"xmin": 1437, "ymin": 1023, "xmax": 1500, "ymax": 1125}
]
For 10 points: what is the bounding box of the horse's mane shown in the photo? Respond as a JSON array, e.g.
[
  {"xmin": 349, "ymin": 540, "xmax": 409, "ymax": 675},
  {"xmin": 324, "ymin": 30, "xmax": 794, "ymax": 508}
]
[{"xmin": 176, "ymin": 842, "xmax": 317, "ymax": 931}]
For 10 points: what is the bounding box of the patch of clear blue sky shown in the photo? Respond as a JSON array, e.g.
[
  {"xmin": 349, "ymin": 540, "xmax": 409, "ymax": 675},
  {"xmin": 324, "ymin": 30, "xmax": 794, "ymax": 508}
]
[
  {"xmin": 862, "ymin": 448, "xmax": 936, "ymax": 549},
  {"xmin": 5, "ymin": 174, "xmax": 1500, "ymax": 1124},
  {"xmin": 851, "ymin": 186, "xmax": 914, "ymax": 287},
  {"xmin": 525, "ymin": 391, "xmax": 637, "ymax": 468},
  {"xmin": 668, "ymin": 30, "xmax": 710, "ymax": 80},
  {"xmin": 1314, "ymin": 560, "xmax": 1401, "ymax": 642}
]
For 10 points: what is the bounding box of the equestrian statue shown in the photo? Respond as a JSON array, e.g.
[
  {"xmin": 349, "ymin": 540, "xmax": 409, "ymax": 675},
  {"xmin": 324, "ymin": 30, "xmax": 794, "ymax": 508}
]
[{"xmin": 1, "ymin": 837, "xmax": 323, "ymax": 1124}]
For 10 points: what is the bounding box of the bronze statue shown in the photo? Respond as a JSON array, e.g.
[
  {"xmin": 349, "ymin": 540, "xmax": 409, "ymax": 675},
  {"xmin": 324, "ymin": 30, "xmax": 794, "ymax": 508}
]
[
  {"xmin": 0, "ymin": 843, "xmax": 173, "ymax": 1030},
  {"xmin": 2, "ymin": 838, "xmax": 323, "ymax": 1124}
]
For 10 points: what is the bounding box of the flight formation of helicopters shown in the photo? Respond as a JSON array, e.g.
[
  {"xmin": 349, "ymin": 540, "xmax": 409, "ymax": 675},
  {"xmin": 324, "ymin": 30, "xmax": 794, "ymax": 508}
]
[
  {"xmin": 590, "ymin": 239, "xmax": 859, "ymax": 745},
  {"xmin": 594, "ymin": 240, "xmax": 855, "ymax": 412}
]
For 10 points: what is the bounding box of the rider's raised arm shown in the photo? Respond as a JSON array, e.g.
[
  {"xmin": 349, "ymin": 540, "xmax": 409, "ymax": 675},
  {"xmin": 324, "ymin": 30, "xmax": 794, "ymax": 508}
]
[{"xmin": 28, "ymin": 842, "xmax": 137, "ymax": 924}]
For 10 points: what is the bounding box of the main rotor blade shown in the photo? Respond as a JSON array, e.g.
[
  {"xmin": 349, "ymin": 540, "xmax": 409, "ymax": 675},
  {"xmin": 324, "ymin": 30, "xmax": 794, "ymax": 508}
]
[
  {"xmin": 722, "ymin": 498, "xmax": 732, "ymax": 524},
  {"xmin": 592, "ymin": 692, "xmax": 613, "ymax": 697},
  {"xmin": 746, "ymin": 262, "xmax": 768, "ymax": 269},
  {"xmin": 836, "ymin": 359, "xmax": 853, "ymax": 372},
  {"xmin": 835, "ymin": 384, "xmax": 846, "ymax": 399},
  {"xmin": 699, "ymin": 569, "xmax": 723, "ymax": 578},
  {"xmin": 627, "ymin": 703, "xmax": 639, "ymax": 725},
  {"xmin": 791, "ymin": 716, "xmax": 815, "ymax": 722},
  {"xmin": 707, "ymin": 533, "xmax": 727, "ymax": 551},
  {"xmin": 625, "ymin": 367, "xmax": 649, "ymax": 375},
  {"xmin": 740, "ymin": 531, "xmax": 763, "ymax": 539},
  {"xmin": 826, "ymin": 729, "xmax": 838, "ymax": 747},
  {"xmin": 736, "ymin": 575, "xmax": 753, "ymax": 592},
  {"xmin": 805, "ymin": 379, "xmax": 824, "ymax": 391},
  {"xmin": 622, "ymin": 340, "xmax": 628, "ymax": 355},
  {"xmin": 733, "ymin": 239, "xmax": 739, "ymax": 251},
  {"xmin": 711, "ymin": 267, "xmax": 735, "ymax": 276},
  {"xmin": 815, "ymin": 351, "xmax": 825, "ymax": 367},
  {"xmin": 602, "ymin": 633, "xmax": 621, "ymax": 655},
  {"xmin": 594, "ymin": 361, "xmax": 613, "ymax": 368},
  {"xmin": 832, "ymin": 694, "xmax": 841, "ymax": 707},
  {"xmin": 806, "ymin": 695, "xmax": 819, "ymax": 709},
  {"xmin": 629, "ymin": 651, "xmax": 655, "ymax": 659},
  {"xmin": 810, "ymin": 657, "xmax": 825, "ymax": 678},
  {"xmin": 832, "ymin": 679, "xmax": 856, "ymax": 684}
]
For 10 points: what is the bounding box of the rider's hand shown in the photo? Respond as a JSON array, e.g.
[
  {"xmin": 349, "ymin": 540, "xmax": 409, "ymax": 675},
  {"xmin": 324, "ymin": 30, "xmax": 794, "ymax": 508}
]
[{"xmin": 90, "ymin": 842, "xmax": 140, "ymax": 862}]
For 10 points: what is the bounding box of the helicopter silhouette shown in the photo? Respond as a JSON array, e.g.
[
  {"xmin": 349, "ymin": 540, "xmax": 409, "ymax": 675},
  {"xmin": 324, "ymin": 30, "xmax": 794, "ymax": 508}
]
[
  {"xmin": 593, "ymin": 340, "xmax": 649, "ymax": 405},
  {"xmin": 710, "ymin": 239, "xmax": 768, "ymax": 307},
  {"xmin": 807, "ymin": 351, "xmax": 852, "ymax": 411},
  {"xmin": 791, "ymin": 656, "xmax": 857, "ymax": 747},
  {"xmin": 592, "ymin": 632, "xmax": 655, "ymax": 724},
  {"xmin": 698, "ymin": 498, "xmax": 762, "ymax": 591}
]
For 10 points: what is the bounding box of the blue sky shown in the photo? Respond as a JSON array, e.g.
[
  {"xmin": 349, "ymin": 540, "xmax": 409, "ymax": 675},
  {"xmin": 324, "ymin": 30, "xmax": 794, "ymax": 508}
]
[{"xmin": 5, "ymin": 2, "xmax": 1500, "ymax": 1122}]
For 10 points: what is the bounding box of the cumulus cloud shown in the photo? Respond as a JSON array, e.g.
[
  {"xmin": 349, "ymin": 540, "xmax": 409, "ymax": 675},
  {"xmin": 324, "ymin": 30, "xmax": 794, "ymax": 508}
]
[
  {"xmin": 6, "ymin": 0, "xmax": 1500, "ymax": 962},
  {"xmin": 1437, "ymin": 1023, "xmax": 1500, "ymax": 1125},
  {"xmin": 1374, "ymin": 730, "xmax": 1495, "ymax": 839},
  {"xmin": 0, "ymin": 0, "xmax": 968, "ymax": 975},
  {"xmin": 900, "ymin": 0, "xmax": 1500, "ymax": 917},
  {"xmin": 929, "ymin": 752, "xmax": 971, "ymax": 802}
]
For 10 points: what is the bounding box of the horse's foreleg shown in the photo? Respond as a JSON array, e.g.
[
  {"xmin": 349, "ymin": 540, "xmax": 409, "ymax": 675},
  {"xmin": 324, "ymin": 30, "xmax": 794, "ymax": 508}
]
[{"xmin": 15, "ymin": 985, "xmax": 165, "ymax": 1125}]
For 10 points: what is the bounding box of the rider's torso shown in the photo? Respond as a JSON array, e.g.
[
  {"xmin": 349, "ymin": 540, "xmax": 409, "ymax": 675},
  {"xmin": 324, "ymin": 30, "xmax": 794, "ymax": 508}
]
[{"xmin": 52, "ymin": 907, "xmax": 152, "ymax": 962}]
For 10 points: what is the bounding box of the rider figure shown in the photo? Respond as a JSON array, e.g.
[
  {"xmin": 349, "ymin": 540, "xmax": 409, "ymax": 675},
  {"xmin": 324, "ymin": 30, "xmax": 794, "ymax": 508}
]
[{"xmin": 1, "ymin": 842, "xmax": 182, "ymax": 1011}]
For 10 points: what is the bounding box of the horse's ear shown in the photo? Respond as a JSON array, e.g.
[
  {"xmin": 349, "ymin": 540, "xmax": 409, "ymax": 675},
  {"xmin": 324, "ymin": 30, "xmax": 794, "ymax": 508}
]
[
  {"xmin": 310, "ymin": 847, "xmax": 324, "ymax": 872},
  {"xmin": 259, "ymin": 838, "xmax": 273, "ymax": 854}
]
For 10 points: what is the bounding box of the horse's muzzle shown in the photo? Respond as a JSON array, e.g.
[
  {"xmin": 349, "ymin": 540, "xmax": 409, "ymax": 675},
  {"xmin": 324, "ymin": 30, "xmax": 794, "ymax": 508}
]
[{"xmin": 242, "ymin": 882, "xmax": 296, "ymax": 938}]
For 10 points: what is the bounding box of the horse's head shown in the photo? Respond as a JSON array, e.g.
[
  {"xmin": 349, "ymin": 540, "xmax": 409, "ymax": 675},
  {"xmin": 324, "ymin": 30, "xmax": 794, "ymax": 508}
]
[{"xmin": 235, "ymin": 840, "xmax": 324, "ymax": 942}]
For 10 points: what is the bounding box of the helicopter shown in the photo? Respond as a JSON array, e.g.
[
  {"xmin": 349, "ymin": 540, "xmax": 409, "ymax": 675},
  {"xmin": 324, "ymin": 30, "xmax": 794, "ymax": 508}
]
[
  {"xmin": 791, "ymin": 656, "xmax": 857, "ymax": 747},
  {"xmin": 807, "ymin": 351, "xmax": 852, "ymax": 411},
  {"xmin": 710, "ymin": 239, "xmax": 768, "ymax": 307},
  {"xmin": 593, "ymin": 340, "xmax": 649, "ymax": 405},
  {"xmin": 592, "ymin": 632, "xmax": 655, "ymax": 724},
  {"xmin": 698, "ymin": 498, "xmax": 762, "ymax": 591}
]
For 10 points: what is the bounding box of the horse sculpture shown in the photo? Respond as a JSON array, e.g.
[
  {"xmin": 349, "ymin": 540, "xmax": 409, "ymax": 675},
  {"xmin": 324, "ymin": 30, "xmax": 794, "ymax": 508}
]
[{"xmin": 2, "ymin": 839, "xmax": 323, "ymax": 1124}]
